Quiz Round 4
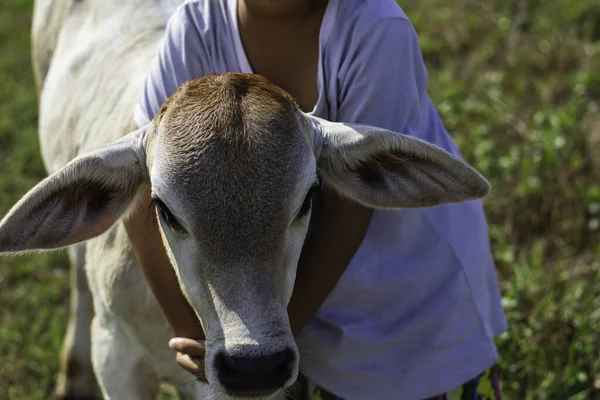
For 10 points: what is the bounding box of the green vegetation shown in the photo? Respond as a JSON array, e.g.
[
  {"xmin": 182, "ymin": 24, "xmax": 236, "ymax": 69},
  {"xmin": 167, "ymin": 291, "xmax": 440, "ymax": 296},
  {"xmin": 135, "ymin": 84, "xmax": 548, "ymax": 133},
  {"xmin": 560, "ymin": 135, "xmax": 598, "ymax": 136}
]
[
  {"xmin": 0, "ymin": 1, "xmax": 71, "ymax": 399},
  {"xmin": 404, "ymin": 0, "xmax": 600, "ymax": 398},
  {"xmin": 0, "ymin": 0, "xmax": 598, "ymax": 398}
]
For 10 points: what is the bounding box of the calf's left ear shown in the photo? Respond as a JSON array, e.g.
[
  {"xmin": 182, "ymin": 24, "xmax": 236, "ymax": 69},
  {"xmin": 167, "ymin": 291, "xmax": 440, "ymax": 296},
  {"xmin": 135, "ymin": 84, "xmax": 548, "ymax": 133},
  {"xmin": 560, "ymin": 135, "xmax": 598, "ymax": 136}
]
[
  {"xmin": 0, "ymin": 125, "xmax": 149, "ymax": 254},
  {"xmin": 309, "ymin": 118, "xmax": 490, "ymax": 209}
]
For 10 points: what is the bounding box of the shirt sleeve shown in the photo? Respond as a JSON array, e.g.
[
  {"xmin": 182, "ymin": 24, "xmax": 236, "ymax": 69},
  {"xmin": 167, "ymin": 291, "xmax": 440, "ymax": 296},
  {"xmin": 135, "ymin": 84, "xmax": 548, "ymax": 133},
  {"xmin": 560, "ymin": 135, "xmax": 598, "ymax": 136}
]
[
  {"xmin": 134, "ymin": 5, "xmax": 210, "ymax": 127},
  {"xmin": 337, "ymin": 18, "xmax": 430, "ymax": 138}
]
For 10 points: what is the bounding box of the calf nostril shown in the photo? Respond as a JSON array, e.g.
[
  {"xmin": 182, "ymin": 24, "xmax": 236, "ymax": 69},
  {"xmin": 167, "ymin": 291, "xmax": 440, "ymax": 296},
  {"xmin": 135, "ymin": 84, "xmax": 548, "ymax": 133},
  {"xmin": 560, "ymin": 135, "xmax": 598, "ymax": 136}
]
[
  {"xmin": 215, "ymin": 347, "xmax": 296, "ymax": 393},
  {"xmin": 256, "ymin": 347, "xmax": 293, "ymax": 371},
  {"xmin": 214, "ymin": 351, "xmax": 238, "ymax": 378}
]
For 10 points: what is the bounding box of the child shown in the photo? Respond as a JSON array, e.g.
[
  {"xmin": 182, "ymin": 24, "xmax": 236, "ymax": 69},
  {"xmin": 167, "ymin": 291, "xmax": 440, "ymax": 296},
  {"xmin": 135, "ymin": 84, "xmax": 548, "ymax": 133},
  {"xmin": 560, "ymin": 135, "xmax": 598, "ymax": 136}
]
[{"xmin": 125, "ymin": 0, "xmax": 507, "ymax": 398}]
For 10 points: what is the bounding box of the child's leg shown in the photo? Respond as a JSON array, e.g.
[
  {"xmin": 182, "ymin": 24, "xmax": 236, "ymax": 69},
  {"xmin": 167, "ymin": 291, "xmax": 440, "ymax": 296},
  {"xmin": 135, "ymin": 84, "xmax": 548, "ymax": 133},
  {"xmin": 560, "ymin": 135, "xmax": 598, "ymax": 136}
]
[
  {"xmin": 305, "ymin": 365, "xmax": 502, "ymax": 400},
  {"xmin": 425, "ymin": 365, "xmax": 501, "ymax": 400}
]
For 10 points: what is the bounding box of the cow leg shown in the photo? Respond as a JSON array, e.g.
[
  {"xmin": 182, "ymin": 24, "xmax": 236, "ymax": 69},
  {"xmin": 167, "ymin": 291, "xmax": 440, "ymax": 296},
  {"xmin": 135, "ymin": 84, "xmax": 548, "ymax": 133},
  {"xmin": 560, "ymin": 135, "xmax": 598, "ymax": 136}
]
[
  {"xmin": 91, "ymin": 315, "xmax": 160, "ymax": 400},
  {"xmin": 54, "ymin": 244, "xmax": 100, "ymax": 400}
]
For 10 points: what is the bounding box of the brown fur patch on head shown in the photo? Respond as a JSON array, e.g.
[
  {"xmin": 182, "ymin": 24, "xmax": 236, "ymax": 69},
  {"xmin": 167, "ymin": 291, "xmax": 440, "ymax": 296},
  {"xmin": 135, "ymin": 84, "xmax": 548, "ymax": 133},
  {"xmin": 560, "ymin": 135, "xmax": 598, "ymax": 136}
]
[
  {"xmin": 160, "ymin": 73, "xmax": 300, "ymax": 149},
  {"xmin": 150, "ymin": 73, "xmax": 311, "ymax": 263}
]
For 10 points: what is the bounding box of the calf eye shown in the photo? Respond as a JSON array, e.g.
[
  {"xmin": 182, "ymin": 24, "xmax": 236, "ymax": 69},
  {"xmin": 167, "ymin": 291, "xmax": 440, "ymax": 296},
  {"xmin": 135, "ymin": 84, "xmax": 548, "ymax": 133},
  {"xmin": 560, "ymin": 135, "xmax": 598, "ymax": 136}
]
[
  {"xmin": 152, "ymin": 197, "xmax": 186, "ymax": 233},
  {"xmin": 297, "ymin": 184, "xmax": 319, "ymax": 221}
]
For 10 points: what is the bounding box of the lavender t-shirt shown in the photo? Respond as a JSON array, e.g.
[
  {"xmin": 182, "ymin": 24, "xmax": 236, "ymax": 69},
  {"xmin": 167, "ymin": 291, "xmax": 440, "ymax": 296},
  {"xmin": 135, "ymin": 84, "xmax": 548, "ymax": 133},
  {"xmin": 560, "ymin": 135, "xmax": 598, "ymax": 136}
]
[{"xmin": 134, "ymin": 0, "xmax": 507, "ymax": 398}]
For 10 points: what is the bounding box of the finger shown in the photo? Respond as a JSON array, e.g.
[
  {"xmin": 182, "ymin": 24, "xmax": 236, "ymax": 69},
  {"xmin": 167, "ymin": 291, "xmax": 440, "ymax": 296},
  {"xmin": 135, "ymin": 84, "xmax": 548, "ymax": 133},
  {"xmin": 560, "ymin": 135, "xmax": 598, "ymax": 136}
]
[
  {"xmin": 169, "ymin": 337, "xmax": 206, "ymax": 357},
  {"xmin": 176, "ymin": 352, "xmax": 207, "ymax": 382}
]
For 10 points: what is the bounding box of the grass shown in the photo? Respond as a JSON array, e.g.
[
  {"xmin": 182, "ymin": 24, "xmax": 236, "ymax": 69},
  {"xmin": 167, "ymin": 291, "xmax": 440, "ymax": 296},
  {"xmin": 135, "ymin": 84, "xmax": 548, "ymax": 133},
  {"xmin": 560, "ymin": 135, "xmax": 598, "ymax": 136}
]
[
  {"xmin": 402, "ymin": 0, "xmax": 600, "ymax": 398},
  {"xmin": 0, "ymin": 0, "xmax": 71, "ymax": 399},
  {"xmin": 1, "ymin": 0, "xmax": 599, "ymax": 399}
]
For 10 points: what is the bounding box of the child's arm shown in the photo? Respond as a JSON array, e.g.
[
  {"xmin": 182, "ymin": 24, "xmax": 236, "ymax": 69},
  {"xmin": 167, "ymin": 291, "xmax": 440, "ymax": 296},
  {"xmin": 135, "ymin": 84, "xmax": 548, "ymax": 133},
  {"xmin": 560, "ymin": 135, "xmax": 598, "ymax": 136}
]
[
  {"xmin": 124, "ymin": 187, "xmax": 206, "ymax": 340},
  {"xmin": 125, "ymin": 4, "xmax": 212, "ymax": 340},
  {"xmin": 288, "ymin": 189, "xmax": 372, "ymax": 336},
  {"xmin": 217, "ymin": 12, "xmax": 431, "ymax": 332},
  {"xmin": 288, "ymin": 17, "xmax": 433, "ymax": 333}
]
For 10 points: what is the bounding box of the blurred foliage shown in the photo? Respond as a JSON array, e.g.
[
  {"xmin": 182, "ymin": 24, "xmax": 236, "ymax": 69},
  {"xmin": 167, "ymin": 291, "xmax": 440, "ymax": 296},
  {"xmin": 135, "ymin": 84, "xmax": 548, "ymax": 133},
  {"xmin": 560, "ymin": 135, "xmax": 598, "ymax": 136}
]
[
  {"xmin": 1, "ymin": 0, "xmax": 599, "ymax": 398},
  {"xmin": 0, "ymin": 0, "xmax": 71, "ymax": 399},
  {"xmin": 404, "ymin": 0, "xmax": 600, "ymax": 398}
]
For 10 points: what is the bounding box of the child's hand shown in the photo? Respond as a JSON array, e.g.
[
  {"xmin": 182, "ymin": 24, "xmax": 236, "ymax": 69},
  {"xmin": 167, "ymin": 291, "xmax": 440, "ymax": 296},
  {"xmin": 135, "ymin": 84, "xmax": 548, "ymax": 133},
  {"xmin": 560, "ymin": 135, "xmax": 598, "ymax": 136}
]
[{"xmin": 169, "ymin": 338, "xmax": 207, "ymax": 382}]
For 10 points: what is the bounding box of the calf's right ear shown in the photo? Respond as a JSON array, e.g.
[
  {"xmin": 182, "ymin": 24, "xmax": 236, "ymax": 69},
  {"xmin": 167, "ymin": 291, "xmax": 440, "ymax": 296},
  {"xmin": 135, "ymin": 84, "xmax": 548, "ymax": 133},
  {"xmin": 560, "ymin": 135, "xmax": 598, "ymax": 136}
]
[
  {"xmin": 0, "ymin": 126, "xmax": 149, "ymax": 254},
  {"xmin": 306, "ymin": 116, "xmax": 491, "ymax": 209}
]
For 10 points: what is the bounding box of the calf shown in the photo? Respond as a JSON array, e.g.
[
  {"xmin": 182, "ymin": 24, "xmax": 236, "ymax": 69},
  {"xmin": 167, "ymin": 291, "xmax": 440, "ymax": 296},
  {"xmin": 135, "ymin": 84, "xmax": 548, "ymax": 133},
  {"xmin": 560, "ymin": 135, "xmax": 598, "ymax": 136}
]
[{"xmin": 0, "ymin": 73, "xmax": 490, "ymax": 399}]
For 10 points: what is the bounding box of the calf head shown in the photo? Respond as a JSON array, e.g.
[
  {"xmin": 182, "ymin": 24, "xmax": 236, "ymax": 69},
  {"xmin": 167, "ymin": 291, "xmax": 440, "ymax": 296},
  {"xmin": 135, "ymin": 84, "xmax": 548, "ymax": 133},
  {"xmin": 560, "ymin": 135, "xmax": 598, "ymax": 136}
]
[{"xmin": 0, "ymin": 73, "xmax": 490, "ymax": 397}]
